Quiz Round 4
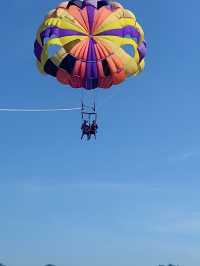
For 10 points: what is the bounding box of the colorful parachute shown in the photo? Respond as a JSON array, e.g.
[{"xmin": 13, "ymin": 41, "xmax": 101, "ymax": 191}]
[{"xmin": 34, "ymin": 0, "xmax": 147, "ymax": 90}]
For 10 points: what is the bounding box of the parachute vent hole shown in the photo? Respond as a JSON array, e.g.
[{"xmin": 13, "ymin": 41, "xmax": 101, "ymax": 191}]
[
  {"xmin": 44, "ymin": 59, "xmax": 58, "ymax": 77},
  {"xmin": 48, "ymin": 45, "xmax": 62, "ymax": 58},
  {"xmin": 102, "ymin": 59, "xmax": 111, "ymax": 76},
  {"xmin": 124, "ymin": 35, "xmax": 138, "ymax": 44},
  {"xmin": 43, "ymin": 37, "xmax": 50, "ymax": 45},
  {"xmin": 60, "ymin": 54, "xmax": 76, "ymax": 74},
  {"xmin": 97, "ymin": 1, "xmax": 110, "ymax": 9},
  {"xmin": 121, "ymin": 44, "xmax": 135, "ymax": 57},
  {"xmin": 133, "ymin": 37, "xmax": 139, "ymax": 43},
  {"xmin": 124, "ymin": 34, "xmax": 132, "ymax": 39},
  {"xmin": 67, "ymin": 0, "xmax": 82, "ymax": 9}
]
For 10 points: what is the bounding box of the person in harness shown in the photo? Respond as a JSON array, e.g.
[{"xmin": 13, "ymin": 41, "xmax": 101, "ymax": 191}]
[
  {"xmin": 81, "ymin": 120, "xmax": 90, "ymax": 140},
  {"xmin": 89, "ymin": 120, "xmax": 98, "ymax": 139}
]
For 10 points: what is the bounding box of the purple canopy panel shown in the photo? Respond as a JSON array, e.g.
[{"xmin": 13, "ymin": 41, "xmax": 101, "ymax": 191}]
[
  {"xmin": 34, "ymin": 40, "xmax": 43, "ymax": 61},
  {"xmin": 85, "ymin": 39, "xmax": 98, "ymax": 89},
  {"xmin": 86, "ymin": 5, "xmax": 95, "ymax": 33},
  {"xmin": 83, "ymin": 0, "xmax": 98, "ymax": 8},
  {"xmin": 40, "ymin": 26, "xmax": 84, "ymax": 45},
  {"xmin": 98, "ymin": 26, "xmax": 141, "ymax": 44},
  {"xmin": 138, "ymin": 41, "xmax": 147, "ymax": 62}
]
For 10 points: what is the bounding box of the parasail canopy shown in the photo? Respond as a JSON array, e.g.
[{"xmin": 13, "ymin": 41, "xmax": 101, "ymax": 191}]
[{"xmin": 34, "ymin": 0, "xmax": 147, "ymax": 90}]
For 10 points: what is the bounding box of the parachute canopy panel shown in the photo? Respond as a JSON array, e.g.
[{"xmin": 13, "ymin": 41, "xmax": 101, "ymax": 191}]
[{"xmin": 34, "ymin": 0, "xmax": 147, "ymax": 90}]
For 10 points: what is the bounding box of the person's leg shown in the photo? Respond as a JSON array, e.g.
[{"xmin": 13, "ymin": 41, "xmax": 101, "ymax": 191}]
[
  {"xmin": 90, "ymin": 132, "xmax": 94, "ymax": 137},
  {"xmin": 89, "ymin": 131, "xmax": 92, "ymax": 140}
]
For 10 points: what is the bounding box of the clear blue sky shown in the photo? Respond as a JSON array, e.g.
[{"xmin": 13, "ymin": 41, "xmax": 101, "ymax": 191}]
[{"xmin": 0, "ymin": 0, "xmax": 200, "ymax": 266}]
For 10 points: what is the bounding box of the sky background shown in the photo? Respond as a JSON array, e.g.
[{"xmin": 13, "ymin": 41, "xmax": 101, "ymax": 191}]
[{"xmin": 0, "ymin": 0, "xmax": 200, "ymax": 265}]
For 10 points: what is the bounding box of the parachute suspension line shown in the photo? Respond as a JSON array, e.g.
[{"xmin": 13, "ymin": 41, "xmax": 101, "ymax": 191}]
[
  {"xmin": 93, "ymin": 89, "xmax": 97, "ymax": 112},
  {"xmin": 80, "ymin": 88, "xmax": 85, "ymax": 108},
  {"xmin": 80, "ymin": 89, "xmax": 97, "ymax": 124},
  {"xmin": 93, "ymin": 89, "xmax": 97, "ymax": 123},
  {"xmin": 0, "ymin": 107, "xmax": 81, "ymax": 112},
  {"xmin": 80, "ymin": 90, "xmax": 94, "ymax": 112}
]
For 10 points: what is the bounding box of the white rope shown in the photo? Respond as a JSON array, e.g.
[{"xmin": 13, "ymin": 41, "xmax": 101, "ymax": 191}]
[{"xmin": 0, "ymin": 107, "xmax": 81, "ymax": 112}]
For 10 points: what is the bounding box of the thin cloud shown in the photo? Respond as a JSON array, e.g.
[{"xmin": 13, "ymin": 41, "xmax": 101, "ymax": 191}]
[{"xmin": 168, "ymin": 151, "xmax": 199, "ymax": 162}]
